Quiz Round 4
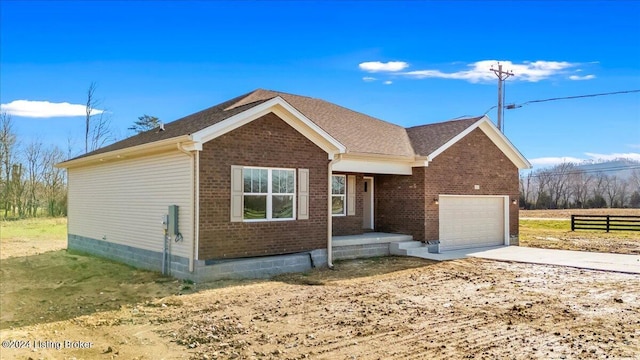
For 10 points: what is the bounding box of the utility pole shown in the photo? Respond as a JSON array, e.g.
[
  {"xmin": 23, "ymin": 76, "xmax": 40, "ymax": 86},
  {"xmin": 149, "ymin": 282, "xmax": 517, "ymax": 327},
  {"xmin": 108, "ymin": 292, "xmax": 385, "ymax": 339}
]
[{"xmin": 490, "ymin": 63, "xmax": 514, "ymax": 132}]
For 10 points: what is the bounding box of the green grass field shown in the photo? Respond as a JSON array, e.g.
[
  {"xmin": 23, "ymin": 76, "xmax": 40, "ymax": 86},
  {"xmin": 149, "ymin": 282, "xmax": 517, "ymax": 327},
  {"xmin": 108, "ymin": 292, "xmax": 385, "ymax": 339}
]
[
  {"xmin": 0, "ymin": 217, "xmax": 67, "ymax": 241},
  {"xmin": 520, "ymin": 219, "xmax": 638, "ymax": 240},
  {"xmin": 519, "ymin": 219, "xmax": 639, "ymax": 254}
]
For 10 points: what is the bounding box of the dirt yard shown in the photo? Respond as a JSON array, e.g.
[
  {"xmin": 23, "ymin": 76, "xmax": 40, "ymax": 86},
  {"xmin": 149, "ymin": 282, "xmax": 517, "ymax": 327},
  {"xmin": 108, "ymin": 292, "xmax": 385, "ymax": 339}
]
[{"xmin": 1, "ymin": 218, "xmax": 639, "ymax": 360}]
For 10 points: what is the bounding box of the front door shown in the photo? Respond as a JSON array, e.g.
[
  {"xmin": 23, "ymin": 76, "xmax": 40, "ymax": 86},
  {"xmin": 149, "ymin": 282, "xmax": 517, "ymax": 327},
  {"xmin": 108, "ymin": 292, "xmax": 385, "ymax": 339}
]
[{"xmin": 363, "ymin": 177, "xmax": 374, "ymax": 230}]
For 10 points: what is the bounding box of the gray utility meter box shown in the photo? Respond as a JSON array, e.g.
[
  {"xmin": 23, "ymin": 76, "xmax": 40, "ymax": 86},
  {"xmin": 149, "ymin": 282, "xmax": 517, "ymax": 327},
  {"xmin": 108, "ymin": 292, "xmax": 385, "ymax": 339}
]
[{"xmin": 168, "ymin": 205, "xmax": 179, "ymax": 236}]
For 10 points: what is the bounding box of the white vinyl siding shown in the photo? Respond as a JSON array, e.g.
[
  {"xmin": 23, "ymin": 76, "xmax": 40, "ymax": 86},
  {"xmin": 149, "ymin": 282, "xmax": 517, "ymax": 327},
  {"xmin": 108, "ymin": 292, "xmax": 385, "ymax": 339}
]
[
  {"xmin": 67, "ymin": 150, "xmax": 193, "ymax": 258},
  {"xmin": 439, "ymin": 196, "xmax": 507, "ymax": 251}
]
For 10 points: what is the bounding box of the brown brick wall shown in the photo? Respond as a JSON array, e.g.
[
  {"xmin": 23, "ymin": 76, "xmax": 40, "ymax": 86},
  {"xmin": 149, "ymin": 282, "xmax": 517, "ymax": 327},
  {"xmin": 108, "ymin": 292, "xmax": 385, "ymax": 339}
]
[
  {"xmin": 331, "ymin": 173, "xmax": 364, "ymax": 236},
  {"xmin": 373, "ymin": 128, "xmax": 519, "ymax": 241},
  {"xmin": 374, "ymin": 168, "xmax": 426, "ymax": 240},
  {"xmin": 423, "ymin": 128, "xmax": 520, "ymax": 240},
  {"xmin": 198, "ymin": 113, "xmax": 329, "ymax": 260}
]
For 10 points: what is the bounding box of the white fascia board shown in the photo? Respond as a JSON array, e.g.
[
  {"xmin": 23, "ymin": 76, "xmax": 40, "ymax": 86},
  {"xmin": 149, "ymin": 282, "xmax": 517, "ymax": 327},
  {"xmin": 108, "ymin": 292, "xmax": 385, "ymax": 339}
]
[
  {"xmin": 427, "ymin": 116, "xmax": 531, "ymax": 170},
  {"xmin": 191, "ymin": 97, "xmax": 345, "ymax": 159},
  {"xmin": 56, "ymin": 135, "xmax": 193, "ymax": 169}
]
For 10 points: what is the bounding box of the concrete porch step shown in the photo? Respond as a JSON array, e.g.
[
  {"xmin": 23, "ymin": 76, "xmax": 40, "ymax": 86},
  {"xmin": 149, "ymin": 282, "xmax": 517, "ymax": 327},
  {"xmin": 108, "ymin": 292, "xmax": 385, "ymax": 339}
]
[
  {"xmin": 333, "ymin": 233, "xmax": 413, "ymax": 247},
  {"xmin": 405, "ymin": 246, "xmax": 434, "ymax": 257},
  {"xmin": 389, "ymin": 240, "xmax": 424, "ymax": 256}
]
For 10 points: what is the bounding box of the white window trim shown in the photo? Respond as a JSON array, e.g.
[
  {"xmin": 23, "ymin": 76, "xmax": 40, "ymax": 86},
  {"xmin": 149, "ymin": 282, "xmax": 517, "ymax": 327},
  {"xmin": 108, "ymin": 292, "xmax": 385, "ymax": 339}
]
[
  {"xmin": 332, "ymin": 174, "xmax": 347, "ymax": 217},
  {"xmin": 243, "ymin": 166, "xmax": 297, "ymax": 222}
]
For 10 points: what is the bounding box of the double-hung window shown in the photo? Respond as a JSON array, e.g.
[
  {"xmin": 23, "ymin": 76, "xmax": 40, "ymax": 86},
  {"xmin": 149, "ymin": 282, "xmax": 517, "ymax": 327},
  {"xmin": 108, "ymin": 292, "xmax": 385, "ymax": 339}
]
[
  {"xmin": 331, "ymin": 174, "xmax": 346, "ymax": 216},
  {"xmin": 243, "ymin": 167, "xmax": 295, "ymax": 221}
]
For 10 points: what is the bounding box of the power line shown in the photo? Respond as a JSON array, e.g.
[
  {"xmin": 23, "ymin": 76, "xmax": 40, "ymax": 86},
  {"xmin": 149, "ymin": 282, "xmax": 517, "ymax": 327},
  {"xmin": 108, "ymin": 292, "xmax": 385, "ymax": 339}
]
[{"xmin": 506, "ymin": 89, "xmax": 640, "ymax": 109}]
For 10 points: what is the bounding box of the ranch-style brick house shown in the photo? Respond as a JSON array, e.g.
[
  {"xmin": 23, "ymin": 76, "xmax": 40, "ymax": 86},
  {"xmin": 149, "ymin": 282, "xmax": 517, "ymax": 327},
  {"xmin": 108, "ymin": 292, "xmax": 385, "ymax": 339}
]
[{"xmin": 58, "ymin": 89, "xmax": 531, "ymax": 281}]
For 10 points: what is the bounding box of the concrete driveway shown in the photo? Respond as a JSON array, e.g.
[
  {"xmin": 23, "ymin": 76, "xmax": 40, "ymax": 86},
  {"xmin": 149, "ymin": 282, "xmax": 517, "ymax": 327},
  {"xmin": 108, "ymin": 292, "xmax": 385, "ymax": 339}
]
[{"xmin": 414, "ymin": 246, "xmax": 640, "ymax": 274}]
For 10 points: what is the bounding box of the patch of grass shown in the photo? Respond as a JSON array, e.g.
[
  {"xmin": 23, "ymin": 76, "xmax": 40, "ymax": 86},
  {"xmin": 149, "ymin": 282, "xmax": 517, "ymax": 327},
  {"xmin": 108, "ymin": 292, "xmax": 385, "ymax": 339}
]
[
  {"xmin": 520, "ymin": 219, "xmax": 638, "ymax": 240},
  {"xmin": 519, "ymin": 219, "xmax": 640, "ymax": 254},
  {"xmin": 0, "ymin": 249, "xmax": 181, "ymax": 329},
  {"xmin": 0, "ymin": 217, "xmax": 67, "ymax": 241},
  {"xmin": 520, "ymin": 219, "xmax": 570, "ymax": 231}
]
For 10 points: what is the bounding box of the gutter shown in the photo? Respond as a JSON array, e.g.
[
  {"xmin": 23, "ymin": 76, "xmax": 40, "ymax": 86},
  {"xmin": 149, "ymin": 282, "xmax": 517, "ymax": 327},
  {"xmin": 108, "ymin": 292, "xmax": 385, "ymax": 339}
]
[{"xmin": 56, "ymin": 135, "xmax": 193, "ymax": 169}]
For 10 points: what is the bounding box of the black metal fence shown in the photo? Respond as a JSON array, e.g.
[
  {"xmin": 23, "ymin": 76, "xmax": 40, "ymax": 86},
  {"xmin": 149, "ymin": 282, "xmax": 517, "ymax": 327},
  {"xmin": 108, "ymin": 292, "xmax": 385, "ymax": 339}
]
[{"xmin": 571, "ymin": 215, "xmax": 640, "ymax": 232}]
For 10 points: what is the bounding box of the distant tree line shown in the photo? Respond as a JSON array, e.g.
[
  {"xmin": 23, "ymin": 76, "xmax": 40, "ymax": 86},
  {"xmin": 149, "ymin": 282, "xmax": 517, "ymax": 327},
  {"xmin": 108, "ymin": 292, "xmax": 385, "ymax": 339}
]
[
  {"xmin": 0, "ymin": 112, "xmax": 67, "ymax": 218},
  {"xmin": 520, "ymin": 161, "xmax": 640, "ymax": 209}
]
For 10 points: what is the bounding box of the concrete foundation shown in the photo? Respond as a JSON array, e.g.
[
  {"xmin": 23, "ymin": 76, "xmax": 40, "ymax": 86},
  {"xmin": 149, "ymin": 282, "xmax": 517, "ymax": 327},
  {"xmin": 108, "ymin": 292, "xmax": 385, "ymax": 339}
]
[
  {"xmin": 70, "ymin": 231, "xmax": 432, "ymax": 283},
  {"xmin": 68, "ymin": 234, "xmax": 328, "ymax": 283}
]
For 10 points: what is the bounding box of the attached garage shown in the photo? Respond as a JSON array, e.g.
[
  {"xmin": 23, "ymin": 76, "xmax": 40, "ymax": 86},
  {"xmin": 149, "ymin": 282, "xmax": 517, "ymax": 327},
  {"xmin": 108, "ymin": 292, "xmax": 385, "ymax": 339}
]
[{"xmin": 438, "ymin": 195, "xmax": 509, "ymax": 251}]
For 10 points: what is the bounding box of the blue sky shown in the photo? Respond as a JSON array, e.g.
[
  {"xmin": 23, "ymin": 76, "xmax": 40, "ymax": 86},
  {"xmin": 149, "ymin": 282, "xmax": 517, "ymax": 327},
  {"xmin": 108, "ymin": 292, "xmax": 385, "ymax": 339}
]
[{"xmin": 1, "ymin": 0, "xmax": 639, "ymax": 167}]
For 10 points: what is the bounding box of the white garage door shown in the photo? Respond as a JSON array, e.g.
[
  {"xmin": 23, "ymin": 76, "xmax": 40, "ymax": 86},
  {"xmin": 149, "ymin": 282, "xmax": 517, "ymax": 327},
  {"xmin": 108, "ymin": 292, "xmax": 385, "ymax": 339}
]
[{"xmin": 439, "ymin": 196, "xmax": 506, "ymax": 251}]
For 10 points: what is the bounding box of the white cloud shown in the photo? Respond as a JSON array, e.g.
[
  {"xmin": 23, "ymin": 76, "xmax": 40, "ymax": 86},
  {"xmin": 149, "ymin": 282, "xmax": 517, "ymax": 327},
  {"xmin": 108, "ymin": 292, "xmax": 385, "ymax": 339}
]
[
  {"xmin": 359, "ymin": 61, "xmax": 409, "ymax": 72},
  {"xmin": 529, "ymin": 157, "xmax": 585, "ymax": 167},
  {"xmin": 362, "ymin": 76, "xmax": 377, "ymax": 82},
  {"xmin": 0, "ymin": 100, "xmax": 104, "ymax": 118},
  {"xmin": 401, "ymin": 60, "xmax": 583, "ymax": 83},
  {"xmin": 584, "ymin": 152, "xmax": 640, "ymax": 162},
  {"xmin": 569, "ymin": 74, "xmax": 595, "ymax": 81},
  {"xmin": 384, "ymin": 80, "xmax": 393, "ymax": 85},
  {"xmin": 529, "ymin": 152, "xmax": 640, "ymax": 167}
]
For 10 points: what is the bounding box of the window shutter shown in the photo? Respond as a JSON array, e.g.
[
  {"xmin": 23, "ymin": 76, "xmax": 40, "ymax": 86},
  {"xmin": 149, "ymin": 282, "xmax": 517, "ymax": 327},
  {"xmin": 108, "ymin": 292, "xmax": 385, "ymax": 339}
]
[
  {"xmin": 298, "ymin": 169, "xmax": 309, "ymax": 220},
  {"xmin": 230, "ymin": 165, "xmax": 244, "ymax": 222},
  {"xmin": 347, "ymin": 175, "xmax": 356, "ymax": 216}
]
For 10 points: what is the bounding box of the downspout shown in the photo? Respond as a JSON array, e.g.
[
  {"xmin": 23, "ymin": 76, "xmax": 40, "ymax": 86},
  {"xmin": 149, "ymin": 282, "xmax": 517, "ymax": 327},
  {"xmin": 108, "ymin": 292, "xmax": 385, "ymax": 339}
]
[
  {"xmin": 327, "ymin": 154, "xmax": 341, "ymax": 269},
  {"xmin": 177, "ymin": 143, "xmax": 197, "ymax": 273},
  {"xmin": 193, "ymin": 151, "xmax": 199, "ymax": 272}
]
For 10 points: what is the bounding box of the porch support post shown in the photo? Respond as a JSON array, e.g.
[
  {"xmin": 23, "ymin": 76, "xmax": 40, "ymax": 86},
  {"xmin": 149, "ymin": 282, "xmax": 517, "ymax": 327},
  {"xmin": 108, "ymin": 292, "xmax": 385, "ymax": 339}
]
[{"xmin": 327, "ymin": 156, "xmax": 341, "ymax": 268}]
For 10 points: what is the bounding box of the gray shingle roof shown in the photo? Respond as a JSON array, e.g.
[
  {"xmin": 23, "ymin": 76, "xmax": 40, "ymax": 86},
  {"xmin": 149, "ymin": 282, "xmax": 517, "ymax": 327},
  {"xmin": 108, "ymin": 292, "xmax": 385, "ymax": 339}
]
[
  {"xmin": 71, "ymin": 89, "xmax": 482, "ymax": 161},
  {"xmin": 226, "ymin": 89, "xmax": 415, "ymax": 157},
  {"xmin": 406, "ymin": 117, "xmax": 482, "ymax": 157}
]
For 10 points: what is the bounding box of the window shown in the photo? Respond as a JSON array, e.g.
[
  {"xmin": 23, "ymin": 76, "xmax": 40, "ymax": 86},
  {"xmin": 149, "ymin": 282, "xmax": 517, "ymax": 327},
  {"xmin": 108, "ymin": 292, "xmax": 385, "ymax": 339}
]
[
  {"xmin": 243, "ymin": 167, "xmax": 295, "ymax": 221},
  {"xmin": 332, "ymin": 175, "xmax": 346, "ymax": 216}
]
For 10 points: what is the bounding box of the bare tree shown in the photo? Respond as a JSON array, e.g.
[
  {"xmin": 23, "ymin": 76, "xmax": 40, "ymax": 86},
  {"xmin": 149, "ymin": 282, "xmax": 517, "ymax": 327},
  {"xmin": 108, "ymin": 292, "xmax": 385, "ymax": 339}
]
[
  {"xmin": 618, "ymin": 179, "xmax": 629, "ymax": 208},
  {"xmin": 85, "ymin": 82, "xmax": 97, "ymax": 153},
  {"xmin": 569, "ymin": 170, "xmax": 591, "ymax": 208},
  {"xmin": 89, "ymin": 111, "xmax": 113, "ymax": 151},
  {"xmin": 630, "ymin": 168, "xmax": 640, "ymax": 191},
  {"xmin": 535, "ymin": 169, "xmax": 552, "ymax": 209},
  {"xmin": 24, "ymin": 140, "xmax": 45, "ymax": 217},
  {"xmin": 84, "ymin": 82, "xmax": 113, "ymax": 152},
  {"xmin": 10, "ymin": 163, "xmax": 25, "ymax": 217},
  {"xmin": 547, "ymin": 162, "xmax": 574, "ymax": 208},
  {"xmin": 604, "ymin": 175, "xmax": 622, "ymax": 208},
  {"xmin": 590, "ymin": 172, "xmax": 608, "ymax": 208},
  {"xmin": 0, "ymin": 112, "xmax": 17, "ymax": 217},
  {"xmin": 42, "ymin": 145, "xmax": 67, "ymax": 216}
]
